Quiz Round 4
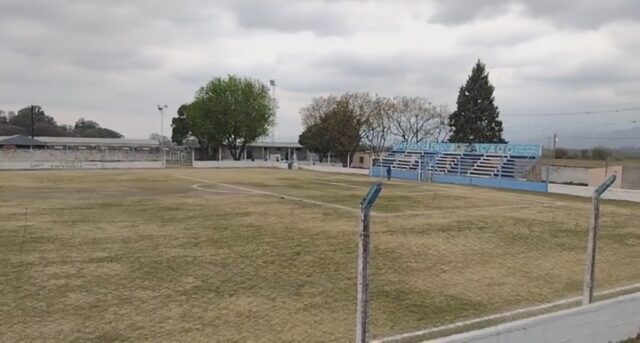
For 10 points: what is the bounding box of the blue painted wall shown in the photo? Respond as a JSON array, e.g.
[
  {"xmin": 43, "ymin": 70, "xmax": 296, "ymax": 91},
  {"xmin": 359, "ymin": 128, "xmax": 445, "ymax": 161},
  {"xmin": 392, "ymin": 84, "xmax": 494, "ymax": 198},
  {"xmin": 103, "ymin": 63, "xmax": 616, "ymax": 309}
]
[
  {"xmin": 432, "ymin": 174, "xmax": 548, "ymax": 192},
  {"xmin": 370, "ymin": 166, "xmax": 419, "ymax": 181}
]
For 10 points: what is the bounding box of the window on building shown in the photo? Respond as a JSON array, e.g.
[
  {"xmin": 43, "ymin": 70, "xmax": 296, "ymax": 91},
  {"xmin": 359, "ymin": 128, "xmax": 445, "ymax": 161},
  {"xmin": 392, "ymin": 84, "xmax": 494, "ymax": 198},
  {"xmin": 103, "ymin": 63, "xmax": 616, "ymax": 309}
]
[{"xmin": 359, "ymin": 156, "xmax": 364, "ymax": 164}]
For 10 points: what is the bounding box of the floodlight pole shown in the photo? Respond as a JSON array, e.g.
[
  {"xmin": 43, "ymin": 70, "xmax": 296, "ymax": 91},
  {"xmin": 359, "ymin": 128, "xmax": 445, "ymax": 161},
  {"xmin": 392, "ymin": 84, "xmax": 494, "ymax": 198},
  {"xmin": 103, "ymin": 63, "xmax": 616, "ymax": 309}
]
[
  {"xmin": 269, "ymin": 79, "xmax": 277, "ymax": 150},
  {"xmin": 356, "ymin": 183, "xmax": 383, "ymax": 343},
  {"xmin": 582, "ymin": 174, "xmax": 616, "ymax": 305},
  {"xmin": 157, "ymin": 105, "xmax": 168, "ymax": 168},
  {"xmin": 30, "ymin": 105, "xmax": 35, "ymax": 139}
]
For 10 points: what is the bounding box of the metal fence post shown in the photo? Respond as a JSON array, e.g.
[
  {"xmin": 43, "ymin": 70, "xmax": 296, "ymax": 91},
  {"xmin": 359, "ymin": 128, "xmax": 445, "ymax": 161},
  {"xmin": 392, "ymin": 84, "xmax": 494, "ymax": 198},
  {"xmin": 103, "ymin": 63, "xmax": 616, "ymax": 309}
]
[
  {"xmin": 356, "ymin": 183, "xmax": 383, "ymax": 343},
  {"xmin": 582, "ymin": 174, "xmax": 616, "ymax": 305}
]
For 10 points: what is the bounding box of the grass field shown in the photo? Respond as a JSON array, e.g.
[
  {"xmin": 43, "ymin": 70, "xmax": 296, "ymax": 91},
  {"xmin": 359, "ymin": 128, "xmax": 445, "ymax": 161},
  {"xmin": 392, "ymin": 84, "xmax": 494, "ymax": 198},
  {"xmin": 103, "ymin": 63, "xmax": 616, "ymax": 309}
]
[{"xmin": 1, "ymin": 168, "xmax": 639, "ymax": 342}]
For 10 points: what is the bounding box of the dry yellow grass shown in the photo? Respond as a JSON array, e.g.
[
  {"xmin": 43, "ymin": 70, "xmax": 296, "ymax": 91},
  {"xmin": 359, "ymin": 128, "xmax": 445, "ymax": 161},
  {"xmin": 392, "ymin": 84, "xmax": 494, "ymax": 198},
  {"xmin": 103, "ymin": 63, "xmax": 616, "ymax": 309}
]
[{"xmin": 0, "ymin": 168, "xmax": 639, "ymax": 342}]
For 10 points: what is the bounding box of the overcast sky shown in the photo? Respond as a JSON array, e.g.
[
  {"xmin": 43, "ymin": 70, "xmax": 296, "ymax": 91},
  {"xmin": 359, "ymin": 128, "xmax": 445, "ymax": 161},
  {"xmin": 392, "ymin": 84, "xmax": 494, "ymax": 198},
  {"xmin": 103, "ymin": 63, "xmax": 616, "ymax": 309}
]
[{"xmin": 1, "ymin": 0, "xmax": 639, "ymax": 145}]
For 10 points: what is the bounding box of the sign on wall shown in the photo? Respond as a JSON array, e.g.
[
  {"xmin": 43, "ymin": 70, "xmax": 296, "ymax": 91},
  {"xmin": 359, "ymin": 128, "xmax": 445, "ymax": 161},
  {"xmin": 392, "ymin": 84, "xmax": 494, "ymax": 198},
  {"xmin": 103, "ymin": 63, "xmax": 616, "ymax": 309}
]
[{"xmin": 393, "ymin": 142, "xmax": 542, "ymax": 157}]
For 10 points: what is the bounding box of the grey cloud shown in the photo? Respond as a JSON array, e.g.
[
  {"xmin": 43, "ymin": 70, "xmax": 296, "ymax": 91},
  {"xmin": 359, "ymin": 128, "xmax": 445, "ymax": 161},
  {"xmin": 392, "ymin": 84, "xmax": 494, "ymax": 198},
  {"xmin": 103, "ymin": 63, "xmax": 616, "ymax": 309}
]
[
  {"xmin": 225, "ymin": 0, "xmax": 351, "ymax": 35},
  {"xmin": 519, "ymin": 62, "xmax": 640, "ymax": 87},
  {"xmin": 1, "ymin": 0, "xmax": 639, "ymax": 142},
  {"xmin": 430, "ymin": 0, "xmax": 640, "ymax": 28},
  {"xmin": 311, "ymin": 51, "xmax": 472, "ymax": 93}
]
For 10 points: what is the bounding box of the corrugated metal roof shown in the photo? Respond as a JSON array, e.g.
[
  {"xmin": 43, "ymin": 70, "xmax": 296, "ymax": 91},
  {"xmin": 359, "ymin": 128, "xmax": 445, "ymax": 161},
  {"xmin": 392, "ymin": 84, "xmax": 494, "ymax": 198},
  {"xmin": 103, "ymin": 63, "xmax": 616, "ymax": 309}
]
[
  {"xmin": 0, "ymin": 136, "xmax": 302, "ymax": 148},
  {"xmin": 0, "ymin": 135, "xmax": 46, "ymax": 146},
  {"xmin": 34, "ymin": 136, "xmax": 159, "ymax": 147}
]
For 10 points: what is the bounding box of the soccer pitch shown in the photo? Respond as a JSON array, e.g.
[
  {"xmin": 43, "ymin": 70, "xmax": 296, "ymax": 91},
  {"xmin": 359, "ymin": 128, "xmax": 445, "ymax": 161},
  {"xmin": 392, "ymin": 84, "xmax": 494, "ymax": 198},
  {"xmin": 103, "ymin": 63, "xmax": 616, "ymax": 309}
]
[{"xmin": 1, "ymin": 168, "xmax": 639, "ymax": 342}]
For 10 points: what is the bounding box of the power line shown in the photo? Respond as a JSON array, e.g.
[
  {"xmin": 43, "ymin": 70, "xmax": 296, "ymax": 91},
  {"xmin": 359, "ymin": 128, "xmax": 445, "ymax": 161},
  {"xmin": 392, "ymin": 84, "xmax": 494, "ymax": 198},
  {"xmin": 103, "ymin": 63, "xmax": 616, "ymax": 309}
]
[
  {"xmin": 507, "ymin": 119, "xmax": 639, "ymax": 131},
  {"xmin": 560, "ymin": 136, "xmax": 639, "ymax": 140},
  {"xmin": 504, "ymin": 107, "xmax": 640, "ymax": 117}
]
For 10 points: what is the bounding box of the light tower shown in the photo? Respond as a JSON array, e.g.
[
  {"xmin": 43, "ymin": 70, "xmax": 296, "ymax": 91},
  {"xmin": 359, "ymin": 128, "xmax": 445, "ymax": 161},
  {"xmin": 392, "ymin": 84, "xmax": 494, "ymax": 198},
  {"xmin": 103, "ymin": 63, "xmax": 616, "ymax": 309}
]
[
  {"xmin": 269, "ymin": 79, "xmax": 277, "ymax": 160},
  {"xmin": 157, "ymin": 104, "xmax": 168, "ymax": 167}
]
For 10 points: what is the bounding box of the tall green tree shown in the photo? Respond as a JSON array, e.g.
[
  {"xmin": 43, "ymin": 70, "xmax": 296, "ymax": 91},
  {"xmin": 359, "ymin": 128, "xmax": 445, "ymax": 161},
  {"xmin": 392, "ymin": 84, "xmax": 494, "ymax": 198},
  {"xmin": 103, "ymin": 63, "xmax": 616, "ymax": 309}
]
[
  {"xmin": 73, "ymin": 118, "xmax": 122, "ymax": 138},
  {"xmin": 299, "ymin": 99, "xmax": 360, "ymax": 165},
  {"xmin": 448, "ymin": 60, "xmax": 506, "ymax": 143},
  {"xmin": 10, "ymin": 106, "xmax": 57, "ymax": 133},
  {"xmin": 298, "ymin": 121, "xmax": 331, "ymax": 162},
  {"xmin": 187, "ymin": 75, "xmax": 275, "ymax": 160},
  {"xmin": 323, "ymin": 100, "xmax": 361, "ymax": 165},
  {"xmin": 171, "ymin": 104, "xmax": 190, "ymax": 144}
]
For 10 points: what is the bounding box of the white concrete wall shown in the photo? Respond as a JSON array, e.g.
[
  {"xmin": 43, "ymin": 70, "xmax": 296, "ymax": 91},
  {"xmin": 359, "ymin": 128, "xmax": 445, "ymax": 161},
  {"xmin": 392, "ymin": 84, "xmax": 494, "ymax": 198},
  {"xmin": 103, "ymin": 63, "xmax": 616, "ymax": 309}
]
[
  {"xmin": 549, "ymin": 184, "xmax": 640, "ymax": 203},
  {"xmin": 298, "ymin": 165, "xmax": 369, "ymax": 175},
  {"xmin": 0, "ymin": 149, "xmax": 162, "ymax": 162},
  {"xmin": 0, "ymin": 161, "xmax": 163, "ymax": 170},
  {"xmin": 191, "ymin": 160, "xmax": 370, "ymax": 175},
  {"xmin": 192, "ymin": 160, "xmax": 288, "ymax": 169},
  {"xmin": 428, "ymin": 292, "xmax": 640, "ymax": 343},
  {"xmin": 542, "ymin": 166, "xmax": 590, "ymax": 185}
]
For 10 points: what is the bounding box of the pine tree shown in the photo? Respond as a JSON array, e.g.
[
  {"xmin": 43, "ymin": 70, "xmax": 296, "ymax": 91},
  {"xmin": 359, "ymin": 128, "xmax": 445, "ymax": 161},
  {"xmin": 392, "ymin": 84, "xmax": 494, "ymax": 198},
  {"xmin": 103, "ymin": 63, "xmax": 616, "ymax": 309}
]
[{"xmin": 448, "ymin": 60, "xmax": 506, "ymax": 143}]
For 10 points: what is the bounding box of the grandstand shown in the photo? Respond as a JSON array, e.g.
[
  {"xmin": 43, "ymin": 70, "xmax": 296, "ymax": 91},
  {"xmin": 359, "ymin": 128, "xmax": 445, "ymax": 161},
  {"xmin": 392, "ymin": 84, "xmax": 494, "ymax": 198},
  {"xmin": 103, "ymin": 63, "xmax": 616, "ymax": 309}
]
[{"xmin": 373, "ymin": 142, "xmax": 542, "ymax": 188}]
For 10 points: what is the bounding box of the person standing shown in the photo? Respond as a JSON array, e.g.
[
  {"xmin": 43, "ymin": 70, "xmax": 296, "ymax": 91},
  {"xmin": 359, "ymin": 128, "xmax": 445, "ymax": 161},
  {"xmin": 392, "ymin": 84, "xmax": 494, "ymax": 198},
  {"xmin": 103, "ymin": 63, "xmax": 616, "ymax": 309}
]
[{"xmin": 386, "ymin": 165, "xmax": 392, "ymax": 181}]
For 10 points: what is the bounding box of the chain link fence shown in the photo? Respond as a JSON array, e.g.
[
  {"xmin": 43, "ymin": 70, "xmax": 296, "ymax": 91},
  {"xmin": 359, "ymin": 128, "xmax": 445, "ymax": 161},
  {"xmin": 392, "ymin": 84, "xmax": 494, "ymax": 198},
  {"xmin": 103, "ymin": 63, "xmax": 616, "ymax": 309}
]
[{"xmin": 368, "ymin": 178, "xmax": 640, "ymax": 342}]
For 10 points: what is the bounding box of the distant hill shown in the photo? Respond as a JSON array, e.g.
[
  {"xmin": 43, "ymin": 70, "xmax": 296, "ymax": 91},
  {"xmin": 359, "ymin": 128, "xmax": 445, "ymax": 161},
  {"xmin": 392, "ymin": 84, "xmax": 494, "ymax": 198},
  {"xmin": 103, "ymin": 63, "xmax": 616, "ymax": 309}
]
[{"xmin": 569, "ymin": 126, "xmax": 640, "ymax": 149}]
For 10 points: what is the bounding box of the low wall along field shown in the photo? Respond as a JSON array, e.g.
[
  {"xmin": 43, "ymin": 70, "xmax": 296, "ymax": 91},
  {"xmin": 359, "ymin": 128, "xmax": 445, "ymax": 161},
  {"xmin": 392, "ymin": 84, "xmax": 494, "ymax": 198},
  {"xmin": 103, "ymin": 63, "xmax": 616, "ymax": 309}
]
[
  {"xmin": 426, "ymin": 292, "xmax": 640, "ymax": 343},
  {"xmin": 0, "ymin": 149, "xmax": 164, "ymax": 170}
]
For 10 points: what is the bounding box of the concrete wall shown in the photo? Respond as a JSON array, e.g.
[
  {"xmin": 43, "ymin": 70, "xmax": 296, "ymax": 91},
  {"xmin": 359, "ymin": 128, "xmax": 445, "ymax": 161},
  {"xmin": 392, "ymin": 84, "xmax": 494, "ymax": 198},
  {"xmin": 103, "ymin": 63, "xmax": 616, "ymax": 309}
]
[
  {"xmin": 541, "ymin": 166, "xmax": 590, "ymax": 185},
  {"xmin": 192, "ymin": 160, "xmax": 370, "ymax": 175},
  {"xmin": 0, "ymin": 161, "xmax": 163, "ymax": 170},
  {"xmin": 623, "ymin": 167, "xmax": 640, "ymax": 190},
  {"xmin": 428, "ymin": 292, "xmax": 640, "ymax": 343},
  {"xmin": 198, "ymin": 146, "xmax": 310, "ymax": 162},
  {"xmin": 589, "ymin": 165, "xmax": 623, "ymax": 188},
  {"xmin": 0, "ymin": 149, "xmax": 162, "ymax": 162},
  {"xmin": 549, "ymin": 184, "xmax": 640, "ymax": 203},
  {"xmin": 433, "ymin": 174, "xmax": 548, "ymax": 193},
  {"xmin": 192, "ymin": 160, "xmax": 288, "ymax": 168},
  {"xmin": 298, "ymin": 164, "xmax": 369, "ymax": 175}
]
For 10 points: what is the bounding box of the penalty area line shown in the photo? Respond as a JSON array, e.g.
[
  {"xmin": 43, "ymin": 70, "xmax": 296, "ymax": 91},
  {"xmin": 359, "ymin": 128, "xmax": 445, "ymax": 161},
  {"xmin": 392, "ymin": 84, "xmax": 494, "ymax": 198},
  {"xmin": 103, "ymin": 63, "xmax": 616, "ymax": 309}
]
[
  {"xmin": 192, "ymin": 184, "xmax": 255, "ymax": 194},
  {"xmin": 372, "ymin": 282, "xmax": 640, "ymax": 343}
]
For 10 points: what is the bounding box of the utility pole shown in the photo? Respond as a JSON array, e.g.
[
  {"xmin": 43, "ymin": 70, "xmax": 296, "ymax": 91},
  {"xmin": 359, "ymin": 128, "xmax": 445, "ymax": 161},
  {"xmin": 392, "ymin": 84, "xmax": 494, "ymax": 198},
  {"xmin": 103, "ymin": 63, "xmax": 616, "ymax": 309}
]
[
  {"xmin": 30, "ymin": 105, "xmax": 35, "ymax": 138},
  {"xmin": 157, "ymin": 105, "xmax": 168, "ymax": 168},
  {"xmin": 545, "ymin": 133, "xmax": 557, "ymax": 187}
]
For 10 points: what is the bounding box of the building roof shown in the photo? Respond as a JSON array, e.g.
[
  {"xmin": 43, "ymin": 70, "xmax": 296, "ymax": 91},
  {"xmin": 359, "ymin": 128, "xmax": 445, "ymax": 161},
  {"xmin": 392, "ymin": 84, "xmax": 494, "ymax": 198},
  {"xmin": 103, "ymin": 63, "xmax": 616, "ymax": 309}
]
[
  {"xmin": 32, "ymin": 136, "xmax": 159, "ymax": 147},
  {"xmin": 248, "ymin": 141, "xmax": 304, "ymax": 148},
  {"xmin": 0, "ymin": 135, "xmax": 47, "ymax": 146}
]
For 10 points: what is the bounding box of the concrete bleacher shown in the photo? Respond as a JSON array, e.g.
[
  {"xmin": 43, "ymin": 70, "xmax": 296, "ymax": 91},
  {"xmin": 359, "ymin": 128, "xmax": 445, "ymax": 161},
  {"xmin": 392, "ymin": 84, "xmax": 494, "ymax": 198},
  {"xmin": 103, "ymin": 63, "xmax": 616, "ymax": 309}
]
[{"xmin": 374, "ymin": 149, "xmax": 538, "ymax": 181}]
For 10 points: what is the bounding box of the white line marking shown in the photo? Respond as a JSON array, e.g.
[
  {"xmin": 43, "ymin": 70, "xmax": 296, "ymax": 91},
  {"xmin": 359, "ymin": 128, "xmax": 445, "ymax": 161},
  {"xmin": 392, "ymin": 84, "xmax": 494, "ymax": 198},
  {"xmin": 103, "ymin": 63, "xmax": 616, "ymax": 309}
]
[
  {"xmin": 175, "ymin": 174, "xmax": 362, "ymax": 213},
  {"xmin": 192, "ymin": 184, "xmax": 254, "ymax": 194},
  {"xmin": 373, "ymin": 282, "xmax": 640, "ymax": 342},
  {"xmin": 317, "ymin": 181, "xmax": 362, "ymax": 189}
]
